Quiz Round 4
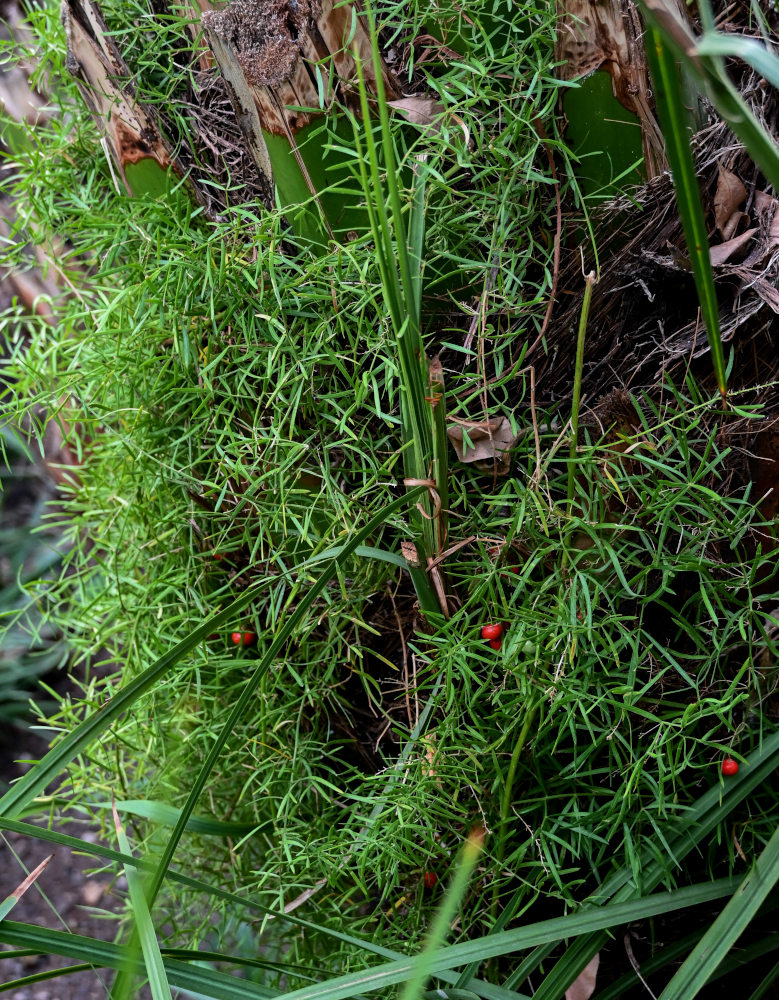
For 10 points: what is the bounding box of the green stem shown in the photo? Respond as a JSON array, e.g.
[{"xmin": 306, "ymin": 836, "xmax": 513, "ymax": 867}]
[
  {"xmin": 567, "ymin": 271, "xmax": 596, "ymax": 513},
  {"xmin": 489, "ymin": 700, "xmax": 540, "ymax": 923},
  {"xmin": 474, "ymin": 701, "xmax": 538, "ymax": 981},
  {"xmin": 497, "ymin": 705, "xmax": 539, "ymax": 869}
]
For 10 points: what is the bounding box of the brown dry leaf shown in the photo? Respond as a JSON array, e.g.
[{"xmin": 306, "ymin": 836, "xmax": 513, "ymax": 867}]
[
  {"xmin": 714, "ymin": 167, "xmax": 746, "ymax": 238},
  {"xmin": 753, "ymin": 189, "xmax": 779, "ymax": 245},
  {"xmin": 4, "ymin": 854, "xmax": 54, "ymax": 907},
  {"xmin": 565, "ymin": 953, "xmax": 600, "ymax": 1000},
  {"xmin": 710, "ymin": 227, "xmax": 757, "ymax": 266},
  {"xmin": 722, "ymin": 210, "xmax": 750, "ymax": 242},
  {"xmin": 283, "ymin": 879, "xmax": 328, "ymax": 913},
  {"xmin": 388, "ymin": 96, "xmax": 445, "ymax": 127},
  {"xmin": 447, "ymin": 417, "xmax": 519, "ymax": 475},
  {"xmin": 767, "ymin": 202, "xmax": 779, "ymax": 244}
]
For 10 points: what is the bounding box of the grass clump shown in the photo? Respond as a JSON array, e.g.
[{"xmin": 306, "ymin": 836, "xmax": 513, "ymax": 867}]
[{"xmin": 1, "ymin": 0, "xmax": 779, "ymax": 996}]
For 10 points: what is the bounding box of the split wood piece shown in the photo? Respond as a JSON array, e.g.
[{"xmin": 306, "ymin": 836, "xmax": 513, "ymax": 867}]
[
  {"xmin": 555, "ymin": 0, "xmax": 688, "ymax": 179},
  {"xmin": 201, "ymin": 0, "xmax": 399, "ymax": 197},
  {"xmin": 62, "ymin": 0, "xmax": 193, "ymax": 199}
]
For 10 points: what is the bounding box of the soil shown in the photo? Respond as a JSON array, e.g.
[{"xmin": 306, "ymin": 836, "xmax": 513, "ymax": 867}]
[
  {"xmin": 0, "ymin": 732, "xmax": 144, "ymax": 999},
  {"xmin": 0, "ymin": 411, "xmax": 144, "ymax": 997}
]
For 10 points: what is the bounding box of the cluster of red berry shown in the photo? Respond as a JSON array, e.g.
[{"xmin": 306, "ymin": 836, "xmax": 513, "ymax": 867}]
[
  {"xmin": 481, "ymin": 622, "xmax": 503, "ymax": 650},
  {"xmin": 212, "ymin": 552, "xmax": 256, "ymax": 647}
]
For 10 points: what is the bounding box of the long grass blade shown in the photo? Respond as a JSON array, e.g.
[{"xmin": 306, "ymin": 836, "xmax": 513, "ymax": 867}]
[
  {"xmin": 643, "ymin": 25, "xmax": 727, "ymax": 397},
  {"xmin": 111, "ymin": 799, "xmax": 172, "ymax": 1000},
  {"xmin": 0, "ymin": 511, "xmax": 420, "ymax": 821},
  {"xmin": 640, "ymin": 0, "xmax": 779, "ymax": 193},
  {"xmin": 567, "ymin": 270, "xmax": 596, "ymax": 509},
  {"xmin": 349, "ymin": 34, "xmax": 442, "ymax": 612},
  {"xmin": 0, "ymin": 965, "xmax": 95, "ymax": 994},
  {"xmin": 0, "ymin": 922, "xmax": 278, "ymax": 1000},
  {"xmin": 94, "ymin": 799, "xmax": 259, "ymax": 836},
  {"xmin": 399, "ymin": 827, "xmax": 485, "ymax": 1000},
  {"xmin": 275, "ymin": 878, "xmax": 739, "ymax": 1000},
  {"xmin": 530, "ymin": 725, "xmax": 779, "ymax": 999},
  {"xmin": 0, "ymin": 815, "xmax": 526, "ymax": 1000},
  {"xmin": 696, "ymin": 33, "xmax": 779, "ymax": 89},
  {"xmin": 108, "ymin": 488, "xmax": 426, "ymax": 997},
  {"xmin": 749, "ymin": 958, "xmax": 779, "ymax": 1000},
  {"xmin": 658, "ymin": 820, "xmax": 779, "ymax": 998},
  {"xmin": 0, "ymin": 585, "xmax": 266, "ymax": 819}
]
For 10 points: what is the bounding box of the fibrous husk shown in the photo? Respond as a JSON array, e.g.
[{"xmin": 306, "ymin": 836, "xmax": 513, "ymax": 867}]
[{"xmin": 531, "ymin": 60, "xmax": 779, "ymax": 407}]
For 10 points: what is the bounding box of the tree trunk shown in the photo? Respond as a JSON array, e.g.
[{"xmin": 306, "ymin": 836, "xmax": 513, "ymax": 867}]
[{"xmin": 63, "ymin": 0, "xmax": 399, "ymax": 239}]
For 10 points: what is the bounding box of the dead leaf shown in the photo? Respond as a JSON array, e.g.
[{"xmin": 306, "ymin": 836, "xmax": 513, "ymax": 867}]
[
  {"xmin": 3, "ymin": 854, "xmax": 54, "ymax": 907},
  {"xmin": 732, "ymin": 824, "xmax": 748, "ymax": 864},
  {"xmin": 722, "ymin": 209, "xmax": 750, "ymax": 242},
  {"xmin": 388, "ymin": 97, "xmax": 445, "ymax": 128},
  {"xmin": 565, "ymin": 953, "xmax": 600, "ymax": 1000},
  {"xmin": 710, "ymin": 227, "xmax": 757, "ymax": 266},
  {"xmin": 401, "ymin": 540, "xmax": 422, "ymax": 568},
  {"xmin": 283, "ymin": 879, "xmax": 327, "ymax": 913},
  {"xmin": 769, "ymin": 204, "xmax": 779, "ymax": 244},
  {"xmin": 446, "ymin": 417, "xmax": 519, "ymax": 475},
  {"xmin": 714, "ymin": 167, "xmax": 745, "ymax": 238}
]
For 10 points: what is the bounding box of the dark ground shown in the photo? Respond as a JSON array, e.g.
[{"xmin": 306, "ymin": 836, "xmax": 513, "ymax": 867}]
[
  {"xmin": 0, "ymin": 431, "xmax": 147, "ymax": 997},
  {"xmin": 0, "ymin": 732, "xmax": 135, "ymax": 1000}
]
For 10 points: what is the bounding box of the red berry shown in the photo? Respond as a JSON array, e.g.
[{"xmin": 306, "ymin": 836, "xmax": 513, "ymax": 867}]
[
  {"xmin": 423, "ymin": 871, "xmax": 437, "ymax": 889},
  {"xmin": 489, "ymin": 638, "xmax": 502, "ymax": 650},
  {"xmin": 721, "ymin": 757, "xmax": 739, "ymax": 776},
  {"xmin": 213, "ymin": 553, "xmax": 222, "ymax": 561},
  {"xmin": 231, "ymin": 631, "xmax": 255, "ymax": 647},
  {"xmin": 481, "ymin": 623, "xmax": 503, "ymax": 641}
]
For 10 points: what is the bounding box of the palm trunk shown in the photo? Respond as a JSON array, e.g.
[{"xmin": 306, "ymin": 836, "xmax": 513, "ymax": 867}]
[
  {"xmin": 63, "ymin": 0, "xmax": 398, "ymax": 240},
  {"xmin": 555, "ymin": 0, "xmax": 696, "ymax": 195}
]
